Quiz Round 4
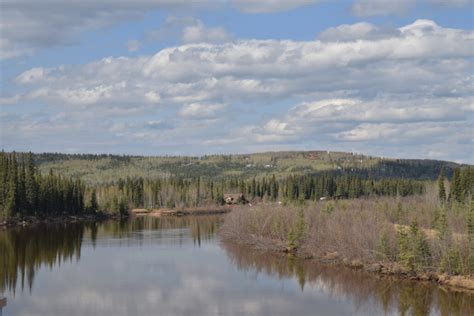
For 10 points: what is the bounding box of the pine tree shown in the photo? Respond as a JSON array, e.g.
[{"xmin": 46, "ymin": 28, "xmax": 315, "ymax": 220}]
[
  {"xmin": 451, "ymin": 168, "xmax": 462, "ymax": 203},
  {"xmin": 377, "ymin": 230, "xmax": 391, "ymax": 260},
  {"xmin": 89, "ymin": 190, "xmax": 99, "ymax": 213},
  {"xmin": 434, "ymin": 206, "xmax": 448, "ymax": 239},
  {"xmin": 411, "ymin": 222, "xmax": 431, "ymax": 272},
  {"xmin": 397, "ymin": 226, "xmax": 414, "ymax": 270},
  {"xmin": 438, "ymin": 168, "xmax": 446, "ymax": 202},
  {"xmin": 5, "ymin": 153, "xmax": 19, "ymax": 217},
  {"xmin": 287, "ymin": 208, "xmax": 306, "ymax": 252},
  {"xmin": 18, "ymin": 161, "xmax": 26, "ymax": 214},
  {"xmin": 468, "ymin": 197, "xmax": 474, "ymax": 273},
  {"xmin": 196, "ymin": 177, "xmax": 201, "ymax": 206},
  {"xmin": 397, "ymin": 222, "xmax": 431, "ymax": 272},
  {"xmin": 441, "ymin": 246, "xmax": 462, "ymax": 275}
]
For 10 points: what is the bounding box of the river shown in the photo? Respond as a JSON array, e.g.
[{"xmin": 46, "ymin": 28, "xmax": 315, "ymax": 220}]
[{"xmin": 0, "ymin": 215, "xmax": 472, "ymax": 316}]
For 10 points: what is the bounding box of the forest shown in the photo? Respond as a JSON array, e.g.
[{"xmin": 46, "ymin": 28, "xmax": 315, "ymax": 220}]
[
  {"xmin": 0, "ymin": 151, "xmax": 472, "ymax": 221},
  {"xmin": 33, "ymin": 151, "xmax": 465, "ymax": 184}
]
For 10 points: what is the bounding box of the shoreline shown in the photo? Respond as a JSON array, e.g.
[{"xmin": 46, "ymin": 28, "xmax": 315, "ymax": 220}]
[
  {"xmin": 131, "ymin": 205, "xmax": 233, "ymax": 217},
  {"xmin": 0, "ymin": 206, "xmax": 232, "ymax": 228},
  {"xmin": 0, "ymin": 212, "xmax": 123, "ymax": 228},
  {"xmin": 222, "ymin": 238, "xmax": 474, "ymax": 292}
]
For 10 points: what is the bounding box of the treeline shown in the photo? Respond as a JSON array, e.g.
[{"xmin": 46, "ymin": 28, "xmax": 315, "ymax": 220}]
[
  {"xmin": 92, "ymin": 173, "xmax": 426, "ymax": 211},
  {"xmin": 1, "ymin": 150, "xmax": 472, "ymax": 218},
  {"xmin": 0, "ymin": 152, "xmax": 86, "ymax": 220},
  {"xmin": 440, "ymin": 167, "xmax": 474, "ymax": 203}
]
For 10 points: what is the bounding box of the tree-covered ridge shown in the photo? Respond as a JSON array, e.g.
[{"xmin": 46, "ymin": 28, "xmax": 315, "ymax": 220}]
[
  {"xmin": 1, "ymin": 151, "xmax": 472, "ymax": 219},
  {"xmin": 31, "ymin": 151, "xmax": 467, "ymax": 185}
]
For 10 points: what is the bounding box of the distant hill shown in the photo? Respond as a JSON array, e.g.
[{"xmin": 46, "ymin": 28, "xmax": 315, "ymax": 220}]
[{"xmin": 25, "ymin": 150, "xmax": 468, "ymax": 184}]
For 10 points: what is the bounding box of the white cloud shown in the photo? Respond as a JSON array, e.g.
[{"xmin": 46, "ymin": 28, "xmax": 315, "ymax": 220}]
[
  {"xmin": 179, "ymin": 102, "xmax": 227, "ymax": 119},
  {"xmin": 232, "ymin": 0, "xmax": 321, "ymax": 13},
  {"xmin": 12, "ymin": 20, "xmax": 471, "ymax": 107},
  {"xmin": 0, "ymin": 94, "xmax": 21, "ymax": 105},
  {"xmin": 16, "ymin": 67, "xmax": 51, "ymax": 84},
  {"xmin": 0, "ymin": 0, "xmax": 323, "ymax": 59},
  {"xmin": 0, "ymin": 0, "xmax": 215, "ymax": 59},
  {"xmin": 318, "ymin": 22, "xmax": 401, "ymax": 42},
  {"xmin": 351, "ymin": 0, "xmax": 414, "ymax": 17},
  {"xmin": 182, "ymin": 21, "xmax": 232, "ymax": 44},
  {"xmin": 4, "ymin": 20, "xmax": 474, "ymax": 161},
  {"xmin": 145, "ymin": 91, "xmax": 161, "ymax": 103}
]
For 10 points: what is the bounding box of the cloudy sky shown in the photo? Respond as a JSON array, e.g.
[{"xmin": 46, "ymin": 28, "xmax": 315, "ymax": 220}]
[{"xmin": 0, "ymin": 0, "xmax": 473, "ymax": 162}]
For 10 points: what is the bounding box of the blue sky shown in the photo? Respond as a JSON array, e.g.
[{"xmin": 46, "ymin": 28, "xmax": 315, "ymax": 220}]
[{"xmin": 0, "ymin": 0, "xmax": 473, "ymax": 162}]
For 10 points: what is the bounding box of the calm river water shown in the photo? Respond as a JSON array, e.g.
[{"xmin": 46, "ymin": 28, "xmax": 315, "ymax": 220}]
[{"xmin": 0, "ymin": 215, "xmax": 472, "ymax": 316}]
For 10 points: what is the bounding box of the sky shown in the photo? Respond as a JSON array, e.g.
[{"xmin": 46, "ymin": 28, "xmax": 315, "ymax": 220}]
[{"xmin": 0, "ymin": 0, "xmax": 473, "ymax": 162}]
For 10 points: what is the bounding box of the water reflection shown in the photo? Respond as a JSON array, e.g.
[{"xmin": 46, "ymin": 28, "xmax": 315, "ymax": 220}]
[
  {"xmin": 0, "ymin": 223, "xmax": 84, "ymax": 294},
  {"xmin": 222, "ymin": 242, "xmax": 474, "ymax": 316},
  {"xmin": 0, "ymin": 216, "xmax": 472, "ymax": 316},
  {"xmin": 0, "ymin": 216, "xmax": 220, "ymax": 295}
]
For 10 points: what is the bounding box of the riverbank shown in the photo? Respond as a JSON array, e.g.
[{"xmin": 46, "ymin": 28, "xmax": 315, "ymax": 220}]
[
  {"xmin": 1, "ymin": 205, "xmax": 233, "ymax": 228},
  {"xmin": 219, "ymin": 196, "xmax": 474, "ymax": 292},
  {"xmin": 0, "ymin": 212, "xmax": 123, "ymax": 229},
  {"xmin": 131, "ymin": 205, "xmax": 233, "ymax": 217},
  {"xmin": 222, "ymin": 235, "xmax": 474, "ymax": 292}
]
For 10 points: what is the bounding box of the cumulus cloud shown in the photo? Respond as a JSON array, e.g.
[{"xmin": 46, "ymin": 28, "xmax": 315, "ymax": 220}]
[
  {"xmin": 11, "ymin": 20, "xmax": 471, "ymax": 107},
  {"xmin": 3, "ymin": 20, "xmax": 473, "ymax": 161},
  {"xmin": 182, "ymin": 21, "xmax": 232, "ymax": 44},
  {"xmin": 318, "ymin": 22, "xmax": 401, "ymax": 42},
  {"xmin": 0, "ymin": 0, "xmax": 322, "ymax": 59},
  {"xmin": 16, "ymin": 67, "xmax": 51, "ymax": 84}
]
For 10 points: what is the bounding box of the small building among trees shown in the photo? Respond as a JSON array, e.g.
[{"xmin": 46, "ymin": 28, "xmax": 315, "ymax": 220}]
[{"xmin": 224, "ymin": 193, "xmax": 248, "ymax": 205}]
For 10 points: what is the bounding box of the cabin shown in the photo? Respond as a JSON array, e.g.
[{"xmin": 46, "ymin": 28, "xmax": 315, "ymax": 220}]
[{"xmin": 224, "ymin": 193, "xmax": 248, "ymax": 205}]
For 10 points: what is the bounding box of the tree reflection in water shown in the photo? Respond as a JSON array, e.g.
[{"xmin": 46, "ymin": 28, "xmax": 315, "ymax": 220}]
[
  {"xmin": 0, "ymin": 216, "xmax": 222, "ymax": 295},
  {"xmin": 221, "ymin": 242, "xmax": 474, "ymax": 316},
  {"xmin": 1, "ymin": 217, "xmax": 472, "ymax": 316}
]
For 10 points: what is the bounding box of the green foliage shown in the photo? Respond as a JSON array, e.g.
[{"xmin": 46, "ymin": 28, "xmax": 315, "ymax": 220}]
[
  {"xmin": 468, "ymin": 197, "xmax": 474, "ymax": 273},
  {"xmin": 287, "ymin": 208, "xmax": 307, "ymax": 251},
  {"xmin": 438, "ymin": 167, "xmax": 446, "ymax": 202},
  {"xmin": 377, "ymin": 230, "xmax": 391, "ymax": 261},
  {"xmin": 31, "ymin": 151, "xmax": 466, "ymax": 185},
  {"xmin": 88, "ymin": 190, "xmax": 99, "ymax": 213},
  {"xmin": 324, "ymin": 201, "xmax": 335, "ymax": 214},
  {"xmin": 449, "ymin": 167, "xmax": 474, "ymax": 203},
  {"xmin": 440, "ymin": 246, "xmax": 462, "ymax": 275},
  {"xmin": 118, "ymin": 197, "xmax": 128, "ymax": 217},
  {"xmin": 433, "ymin": 206, "xmax": 448, "ymax": 239},
  {"xmin": 397, "ymin": 222, "xmax": 431, "ymax": 272},
  {"xmin": 395, "ymin": 201, "xmax": 405, "ymax": 223},
  {"xmin": 0, "ymin": 152, "xmax": 86, "ymax": 219}
]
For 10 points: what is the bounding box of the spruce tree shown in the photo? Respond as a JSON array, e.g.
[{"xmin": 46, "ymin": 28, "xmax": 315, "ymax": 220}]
[
  {"xmin": 468, "ymin": 197, "xmax": 474, "ymax": 273},
  {"xmin": 89, "ymin": 190, "xmax": 99, "ymax": 213},
  {"xmin": 438, "ymin": 168, "xmax": 446, "ymax": 202},
  {"xmin": 451, "ymin": 168, "xmax": 462, "ymax": 203},
  {"xmin": 25, "ymin": 152, "xmax": 38, "ymax": 214}
]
